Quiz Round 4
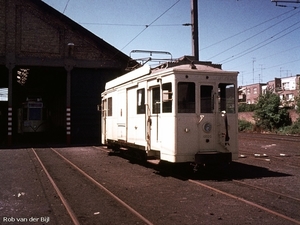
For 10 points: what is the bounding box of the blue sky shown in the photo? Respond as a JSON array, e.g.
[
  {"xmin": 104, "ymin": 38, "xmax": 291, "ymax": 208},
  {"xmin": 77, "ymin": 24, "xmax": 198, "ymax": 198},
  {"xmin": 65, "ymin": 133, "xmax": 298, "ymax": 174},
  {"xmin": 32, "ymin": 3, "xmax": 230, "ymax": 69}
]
[{"xmin": 42, "ymin": 0, "xmax": 300, "ymax": 86}]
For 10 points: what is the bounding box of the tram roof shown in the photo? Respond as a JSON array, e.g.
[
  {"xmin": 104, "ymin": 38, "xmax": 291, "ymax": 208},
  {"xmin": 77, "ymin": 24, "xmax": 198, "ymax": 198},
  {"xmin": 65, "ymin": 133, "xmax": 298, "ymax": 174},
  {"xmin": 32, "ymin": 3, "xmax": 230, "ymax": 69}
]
[{"xmin": 105, "ymin": 56, "xmax": 238, "ymax": 90}]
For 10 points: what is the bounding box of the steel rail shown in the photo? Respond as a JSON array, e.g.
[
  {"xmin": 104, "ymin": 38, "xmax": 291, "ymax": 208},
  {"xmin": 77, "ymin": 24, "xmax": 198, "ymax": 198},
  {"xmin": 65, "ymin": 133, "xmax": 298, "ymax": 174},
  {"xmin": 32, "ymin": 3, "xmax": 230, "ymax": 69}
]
[
  {"xmin": 189, "ymin": 179, "xmax": 300, "ymax": 225},
  {"xmin": 239, "ymin": 133, "xmax": 300, "ymax": 142},
  {"xmin": 32, "ymin": 148, "xmax": 80, "ymax": 225},
  {"xmin": 96, "ymin": 145, "xmax": 300, "ymax": 223},
  {"xmin": 51, "ymin": 148, "xmax": 154, "ymax": 225},
  {"xmin": 232, "ymin": 179, "xmax": 300, "ymax": 202}
]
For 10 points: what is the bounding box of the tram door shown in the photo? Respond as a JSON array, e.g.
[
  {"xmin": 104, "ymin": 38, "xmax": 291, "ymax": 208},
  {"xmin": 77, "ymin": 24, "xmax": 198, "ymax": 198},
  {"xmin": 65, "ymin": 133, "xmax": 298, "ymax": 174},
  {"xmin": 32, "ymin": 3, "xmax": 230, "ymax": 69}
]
[
  {"xmin": 117, "ymin": 90, "xmax": 127, "ymax": 141},
  {"xmin": 101, "ymin": 98, "xmax": 106, "ymax": 144},
  {"xmin": 150, "ymin": 86, "xmax": 161, "ymax": 150},
  {"xmin": 198, "ymin": 84, "xmax": 217, "ymax": 150}
]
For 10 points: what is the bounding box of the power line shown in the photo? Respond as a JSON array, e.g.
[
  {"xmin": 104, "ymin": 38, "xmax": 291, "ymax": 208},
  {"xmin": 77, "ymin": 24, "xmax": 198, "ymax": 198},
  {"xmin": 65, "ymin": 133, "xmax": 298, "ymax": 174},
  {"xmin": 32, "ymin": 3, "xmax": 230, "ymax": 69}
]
[
  {"xmin": 219, "ymin": 19, "xmax": 300, "ymax": 64},
  {"xmin": 80, "ymin": 22, "xmax": 185, "ymax": 27},
  {"xmin": 264, "ymin": 58, "xmax": 300, "ymax": 70},
  {"xmin": 201, "ymin": 8, "xmax": 297, "ymax": 52},
  {"xmin": 226, "ymin": 44, "xmax": 300, "ymax": 71},
  {"xmin": 120, "ymin": 0, "xmax": 181, "ymax": 51},
  {"xmin": 63, "ymin": 0, "xmax": 71, "ymax": 14},
  {"xmin": 237, "ymin": 57, "xmax": 300, "ymax": 85},
  {"xmin": 208, "ymin": 8, "xmax": 300, "ymax": 60}
]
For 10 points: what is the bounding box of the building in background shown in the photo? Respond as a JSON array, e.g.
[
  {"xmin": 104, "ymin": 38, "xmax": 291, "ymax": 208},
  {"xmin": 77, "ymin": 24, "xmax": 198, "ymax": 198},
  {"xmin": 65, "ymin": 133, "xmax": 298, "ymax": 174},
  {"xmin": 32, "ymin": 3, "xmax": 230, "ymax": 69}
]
[
  {"xmin": 238, "ymin": 83, "xmax": 267, "ymax": 104},
  {"xmin": 238, "ymin": 75, "xmax": 300, "ymax": 107},
  {"xmin": 0, "ymin": 0, "xmax": 137, "ymax": 146}
]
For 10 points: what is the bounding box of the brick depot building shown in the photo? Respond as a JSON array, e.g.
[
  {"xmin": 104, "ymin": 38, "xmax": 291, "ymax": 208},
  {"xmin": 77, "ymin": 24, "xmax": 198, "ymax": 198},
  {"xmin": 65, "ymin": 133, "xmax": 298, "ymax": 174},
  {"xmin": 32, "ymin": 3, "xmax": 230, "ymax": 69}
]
[{"xmin": 0, "ymin": 0, "xmax": 136, "ymax": 146}]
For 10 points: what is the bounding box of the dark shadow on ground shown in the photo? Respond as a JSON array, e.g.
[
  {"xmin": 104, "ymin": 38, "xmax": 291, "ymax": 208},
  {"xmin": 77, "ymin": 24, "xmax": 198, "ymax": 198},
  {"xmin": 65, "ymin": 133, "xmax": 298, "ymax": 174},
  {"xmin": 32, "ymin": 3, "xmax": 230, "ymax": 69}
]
[
  {"xmin": 107, "ymin": 150, "xmax": 291, "ymax": 181},
  {"xmin": 189, "ymin": 161, "xmax": 291, "ymax": 181}
]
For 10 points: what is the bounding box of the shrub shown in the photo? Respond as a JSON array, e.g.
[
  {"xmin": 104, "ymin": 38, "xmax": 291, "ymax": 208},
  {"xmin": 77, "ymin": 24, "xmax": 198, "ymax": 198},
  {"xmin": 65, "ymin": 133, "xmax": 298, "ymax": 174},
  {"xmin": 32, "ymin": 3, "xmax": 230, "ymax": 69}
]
[
  {"xmin": 279, "ymin": 118, "xmax": 300, "ymax": 135},
  {"xmin": 254, "ymin": 88, "xmax": 292, "ymax": 131},
  {"xmin": 238, "ymin": 119, "xmax": 253, "ymax": 132},
  {"xmin": 238, "ymin": 103, "xmax": 256, "ymax": 112}
]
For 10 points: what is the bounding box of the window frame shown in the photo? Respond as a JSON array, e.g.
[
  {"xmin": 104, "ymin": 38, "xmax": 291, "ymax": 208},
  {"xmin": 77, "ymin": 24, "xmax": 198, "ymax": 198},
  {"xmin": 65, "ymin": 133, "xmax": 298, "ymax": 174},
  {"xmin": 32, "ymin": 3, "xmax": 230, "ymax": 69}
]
[
  {"xmin": 218, "ymin": 83, "xmax": 236, "ymax": 114},
  {"xmin": 177, "ymin": 82, "xmax": 196, "ymax": 113},
  {"xmin": 137, "ymin": 88, "xmax": 145, "ymax": 114},
  {"xmin": 200, "ymin": 85, "xmax": 214, "ymax": 113},
  {"xmin": 152, "ymin": 86, "xmax": 160, "ymax": 114},
  {"xmin": 162, "ymin": 82, "xmax": 172, "ymax": 113},
  {"xmin": 107, "ymin": 97, "xmax": 112, "ymax": 116}
]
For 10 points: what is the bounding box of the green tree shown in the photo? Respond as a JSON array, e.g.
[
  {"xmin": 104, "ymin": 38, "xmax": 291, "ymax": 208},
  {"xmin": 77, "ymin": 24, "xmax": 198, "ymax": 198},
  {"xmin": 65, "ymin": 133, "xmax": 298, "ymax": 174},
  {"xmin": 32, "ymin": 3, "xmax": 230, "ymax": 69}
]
[
  {"xmin": 254, "ymin": 87, "xmax": 291, "ymax": 131},
  {"xmin": 238, "ymin": 103, "xmax": 256, "ymax": 112}
]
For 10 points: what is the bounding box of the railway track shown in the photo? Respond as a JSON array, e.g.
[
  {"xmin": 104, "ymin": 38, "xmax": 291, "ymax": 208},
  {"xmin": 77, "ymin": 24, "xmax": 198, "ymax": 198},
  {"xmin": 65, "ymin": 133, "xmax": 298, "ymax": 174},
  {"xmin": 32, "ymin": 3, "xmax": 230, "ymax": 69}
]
[
  {"xmin": 239, "ymin": 132, "xmax": 300, "ymax": 143},
  {"xmin": 188, "ymin": 179, "xmax": 300, "ymax": 225},
  {"xmin": 178, "ymin": 133, "xmax": 300, "ymax": 224},
  {"xmin": 239, "ymin": 132, "xmax": 300, "ymax": 141},
  {"xmin": 99, "ymin": 144, "xmax": 300, "ymax": 224},
  {"xmin": 32, "ymin": 147, "xmax": 154, "ymax": 225},
  {"xmin": 239, "ymin": 132, "xmax": 300, "ymax": 168},
  {"xmin": 23, "ymin": 135, "xmax": 299, "ymax": 225},
  {"xmin": 148, "ymin": 162, "xmax": 300, "ymax": 225}
]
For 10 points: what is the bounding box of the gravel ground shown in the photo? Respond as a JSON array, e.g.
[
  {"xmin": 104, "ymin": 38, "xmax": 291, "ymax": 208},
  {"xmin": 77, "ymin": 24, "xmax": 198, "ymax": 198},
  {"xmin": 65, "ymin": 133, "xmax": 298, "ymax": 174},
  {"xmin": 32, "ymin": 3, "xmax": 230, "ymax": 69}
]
[
  {"xmin": 0, "ymin": 149, "xmax": 73, "ymax": 225},
  {"xmin": 0, "ymin": 133, "xmax": 299, "ymax": 225}
]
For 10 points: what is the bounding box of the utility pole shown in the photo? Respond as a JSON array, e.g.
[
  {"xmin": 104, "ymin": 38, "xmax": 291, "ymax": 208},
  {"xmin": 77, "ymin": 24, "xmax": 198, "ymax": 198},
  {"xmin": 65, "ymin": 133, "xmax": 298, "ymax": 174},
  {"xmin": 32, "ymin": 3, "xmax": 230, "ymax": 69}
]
[
  {"xmin": 191, "ymin": 0, "xmax": 199, "ymax": 61},
  {"xmin": 259, "ymin": 64, "xmax": 265, "ymax": 83}
]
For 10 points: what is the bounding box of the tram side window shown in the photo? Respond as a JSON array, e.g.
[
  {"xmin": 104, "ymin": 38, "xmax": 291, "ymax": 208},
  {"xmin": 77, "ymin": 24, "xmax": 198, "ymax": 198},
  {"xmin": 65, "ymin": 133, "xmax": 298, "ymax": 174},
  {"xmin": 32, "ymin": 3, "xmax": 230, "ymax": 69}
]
[
  {"xmin": 107, "ymin": 97, "xmax": 112, "ymax": 116},
  {"xmin": 162, "ymin": 83, "xmax": 172, "ymax": 113},
  {"xmin": 137, "ymin": 88, "xmax": 145, "ymax": 114},
  {"xmin": 200, "ymin": 85, "xmax": 213, "ymax": 113},
  {"xmin": 152, "ymin": 87, "xmax": 160, "ymax": 114},
  {"xmin": 218, "ymin": 83, "xmax": 235, "ymax": 113},
  {"xmin": 178, "ymin": 82, "xmax": 195, "ymax": 113}
]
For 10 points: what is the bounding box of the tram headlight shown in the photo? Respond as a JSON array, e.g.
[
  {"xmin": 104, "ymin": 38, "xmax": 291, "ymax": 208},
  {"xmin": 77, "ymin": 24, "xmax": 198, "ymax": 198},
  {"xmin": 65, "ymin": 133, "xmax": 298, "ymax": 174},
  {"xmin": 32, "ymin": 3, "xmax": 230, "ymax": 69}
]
[{"xmin": 203, "ymin": 123, "xmax": 212, "ymax": 133}]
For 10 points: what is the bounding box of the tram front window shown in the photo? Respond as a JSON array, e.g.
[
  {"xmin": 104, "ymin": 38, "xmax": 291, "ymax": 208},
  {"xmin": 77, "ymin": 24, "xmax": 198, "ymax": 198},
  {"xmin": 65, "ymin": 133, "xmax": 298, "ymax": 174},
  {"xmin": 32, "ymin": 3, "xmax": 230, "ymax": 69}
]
[
  {"xmin": 29, "ymin": 108, "xmax": 42, "ymax": 120},
  {"xmin": 218, "ymin": 83, "xmax": 235, "ymax": 113},
  {"xmin": 178, "ymin": 82, "xmax": 195, "ymax": 113},
  {"xmin": 200, "ymin": 85, "xmax": 213, "ymax": 113}
]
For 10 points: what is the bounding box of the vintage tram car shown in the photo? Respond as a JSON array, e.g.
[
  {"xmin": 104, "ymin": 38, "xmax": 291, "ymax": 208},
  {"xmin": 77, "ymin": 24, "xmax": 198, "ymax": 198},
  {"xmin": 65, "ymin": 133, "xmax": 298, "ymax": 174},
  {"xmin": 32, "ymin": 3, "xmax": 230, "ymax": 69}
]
[
  {"xmin": 18, "ymin": 97, "xmax": 47, "ymax": 133},
  {"xmin": 101, "ymin": 56, "xmax": 239, "ymax": 167}
]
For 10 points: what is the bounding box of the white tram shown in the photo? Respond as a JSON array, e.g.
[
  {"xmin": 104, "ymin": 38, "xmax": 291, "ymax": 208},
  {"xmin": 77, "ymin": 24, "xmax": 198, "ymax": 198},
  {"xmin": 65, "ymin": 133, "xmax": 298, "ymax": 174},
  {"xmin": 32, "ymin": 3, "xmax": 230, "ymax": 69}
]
[{"xmin": 101, "ymin": 57, "xmax": 239, "ymax": 167}]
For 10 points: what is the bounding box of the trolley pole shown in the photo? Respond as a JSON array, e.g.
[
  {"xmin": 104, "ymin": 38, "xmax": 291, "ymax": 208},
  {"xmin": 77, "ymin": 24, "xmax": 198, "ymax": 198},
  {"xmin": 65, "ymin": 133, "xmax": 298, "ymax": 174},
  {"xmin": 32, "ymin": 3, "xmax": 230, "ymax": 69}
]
[{"xmin": 191, "ymin": 0, "xmax": 199, "ymax": 61}]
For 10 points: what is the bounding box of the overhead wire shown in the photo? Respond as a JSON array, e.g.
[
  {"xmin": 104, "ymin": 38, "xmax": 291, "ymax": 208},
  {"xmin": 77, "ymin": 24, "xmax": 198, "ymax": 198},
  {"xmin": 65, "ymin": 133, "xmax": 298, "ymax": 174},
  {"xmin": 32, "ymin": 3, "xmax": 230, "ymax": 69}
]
[
  {"xmin": 263, "ymin": 58, "xmax": 300, "ymax": 71},
  {"xmin": 120, "ymin": 0, "xmax": 181, "ymax": 51},
  {"xmin": 208, "ymin": 8, "xmax": 300, "ymax": 60},
  {"xmin": 226, "ymin": 44, "xmax": 300, "ymax": 72},
  {"xmin": 63, "ymin": 0, "xmax": 71, "ymax": 14},
  {"xmin": 219, "ymin": 20, "xmax": 300, "ymax": 64},
  {"xmin": 80, "ymin": 23, "xmax": 185, "ymax": 27},
  {"xmin": 219, "ymin": 7, "xmax": 300, "ymax": 83},
  {"xmin": 201, "ymin": 8, "xmax": 297, "ymax": 52},
  {"xmin": 238, "ymin": 56, "xmax": 300, "ymax": 84}
]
